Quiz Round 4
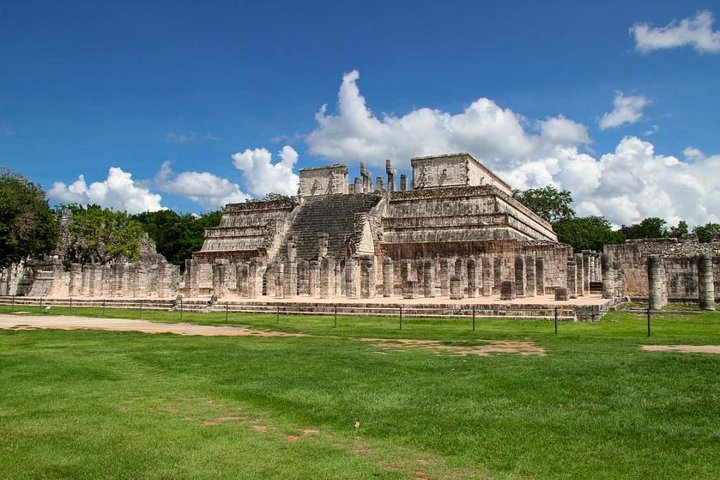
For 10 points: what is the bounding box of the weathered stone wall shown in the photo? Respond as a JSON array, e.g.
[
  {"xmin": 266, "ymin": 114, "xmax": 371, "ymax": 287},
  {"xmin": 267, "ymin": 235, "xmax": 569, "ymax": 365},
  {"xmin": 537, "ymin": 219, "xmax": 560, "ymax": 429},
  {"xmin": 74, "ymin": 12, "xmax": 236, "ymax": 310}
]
[
  {"xmin": 298, "ymin": 165, "xmax": 349, "ymax": 197},
  {"xmin": 411, "ymin": 153, "xmax": 513, "ymax": 195},
  {"xmin": 604, "ymin": 237, "xmax": 720, "ymax": 301}
]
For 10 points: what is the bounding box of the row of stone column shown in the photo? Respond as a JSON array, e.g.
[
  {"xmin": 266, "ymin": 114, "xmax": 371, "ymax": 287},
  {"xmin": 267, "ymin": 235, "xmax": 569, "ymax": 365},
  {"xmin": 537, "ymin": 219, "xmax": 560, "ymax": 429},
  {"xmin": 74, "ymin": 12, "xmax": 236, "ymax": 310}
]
[
  {"xmin": 646, "ymin": 254, "xmax": 715, "ymax": 310},
  {"xmin": 68, "ymin": 262, "xmax": 178, "ymax": 298},
  {"xmin": 566, "ymin": 252, "xmax": 599, "ymax": 297}
]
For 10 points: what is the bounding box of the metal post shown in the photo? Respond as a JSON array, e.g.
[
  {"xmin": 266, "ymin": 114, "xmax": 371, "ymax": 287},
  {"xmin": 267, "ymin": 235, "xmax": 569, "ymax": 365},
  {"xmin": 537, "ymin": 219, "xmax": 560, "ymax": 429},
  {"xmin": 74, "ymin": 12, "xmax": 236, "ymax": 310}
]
[
  {"xmin": 11, "ymin": 294, "xmax": 15, "ymax": 306},
  {"xmin": 276, "ymin": 305, "xmax": 280, "ymax": 326},
  {"xmin": 554, "ymin": 306, "xmax": 558, "ymax": 335},
  {"xmin": 140, "ymin": 300, "xmax": 143, "ymax": 319},
  {"xmin": 472, "ymin": 305, "xmax": 476, "ymax": 332},
  {"xmin": 647, "ymin": 307, "xmax": 651, "ymax": 337},
  {"xmin": 180, "ymin": 298, "xmax": 183, "ymax": 320},
  {"xmin": 225, "ymin": 302, "xmax": 229, "ymax": 322},
  {"xmin": 69, "ymin": 297, "xmax": 73, "ymax": 314},
  {"xmin": 333, "ymin": 304, "xmax": 337, "ymax": 328},
  {"xmin": 399, "ymin": 306, "xmax": 403, "ymax": 330},
  {"xmin": 102, "ymin": 301, "xmax": 106, "ymax": 317}
]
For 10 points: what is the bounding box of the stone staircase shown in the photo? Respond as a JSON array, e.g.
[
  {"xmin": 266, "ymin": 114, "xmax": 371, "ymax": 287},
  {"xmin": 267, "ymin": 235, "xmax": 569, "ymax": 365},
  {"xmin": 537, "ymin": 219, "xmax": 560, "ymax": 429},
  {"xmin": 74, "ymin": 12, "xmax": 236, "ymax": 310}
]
[{"xmin": 276, "ymin": 194, "xmax": 382, "ymax": 261}]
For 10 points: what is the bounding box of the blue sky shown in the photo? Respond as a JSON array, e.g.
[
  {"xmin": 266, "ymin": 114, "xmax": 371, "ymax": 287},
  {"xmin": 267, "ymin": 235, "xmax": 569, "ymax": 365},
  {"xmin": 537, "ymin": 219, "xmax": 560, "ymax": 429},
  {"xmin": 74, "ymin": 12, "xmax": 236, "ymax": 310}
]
[{"xmin": 1, "ymin": 1, "xmax": 719, "ymax": 226}]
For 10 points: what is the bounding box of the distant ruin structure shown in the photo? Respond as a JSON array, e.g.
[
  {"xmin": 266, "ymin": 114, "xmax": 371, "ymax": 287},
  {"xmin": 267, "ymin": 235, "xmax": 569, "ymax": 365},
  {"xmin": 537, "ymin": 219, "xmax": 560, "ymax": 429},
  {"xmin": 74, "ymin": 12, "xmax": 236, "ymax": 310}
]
[{"xmin": 4, "ymin": 152, "xmax": 718, "ymax": 311}]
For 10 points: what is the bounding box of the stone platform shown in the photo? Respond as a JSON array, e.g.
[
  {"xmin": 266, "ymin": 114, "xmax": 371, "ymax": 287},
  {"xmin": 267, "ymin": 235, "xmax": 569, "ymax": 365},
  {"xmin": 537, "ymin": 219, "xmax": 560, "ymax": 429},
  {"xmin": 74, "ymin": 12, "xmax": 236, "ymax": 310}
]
[{"xmin": 0, "ymin": 294, "xmax": 614, "ymax": 321}]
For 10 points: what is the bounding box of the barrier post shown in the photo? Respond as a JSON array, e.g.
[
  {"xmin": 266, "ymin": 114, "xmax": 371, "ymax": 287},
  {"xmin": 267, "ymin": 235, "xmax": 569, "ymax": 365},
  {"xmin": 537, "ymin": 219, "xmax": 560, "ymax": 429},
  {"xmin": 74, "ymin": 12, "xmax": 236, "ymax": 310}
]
[
  {"xmin": 333, "ymin": 304, "xmax": 337, "ymax": 328},
  {"xmin": 472, "ymin": 305, "xmax": 476, "ymax": 332},
  {"xmin": 225, "ymin": 302, "xmax": 229, "ymax": 322},
  {"xmin": 554, "ymin": 307, "xmax": 558, "ymax": 335},
  {"xmin": 647, "ymin": 307, "xmax": 651, "ymax": 337},
  {"xmin": 399, "ymin": 306, "xmax": 403, "ymax": 330}
]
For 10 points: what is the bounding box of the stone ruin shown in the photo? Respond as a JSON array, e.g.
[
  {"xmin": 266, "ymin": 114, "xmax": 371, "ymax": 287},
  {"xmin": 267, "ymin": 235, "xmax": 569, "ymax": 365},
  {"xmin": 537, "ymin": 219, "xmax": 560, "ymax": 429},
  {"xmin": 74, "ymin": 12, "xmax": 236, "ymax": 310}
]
[
  {"xmin": 183, "ymin": 153, "xmax": 603, "ymax": 302},
  {"xmin": 604, "ymin": 236, "xmax": 719, "ymax": 310},
  {"xmin": 0, "ymin": 227, "xmax": 179, "ymax": 299},
  {"xmin": 3, "ymin": 152, "xmax": 717, "ymax": 310}
]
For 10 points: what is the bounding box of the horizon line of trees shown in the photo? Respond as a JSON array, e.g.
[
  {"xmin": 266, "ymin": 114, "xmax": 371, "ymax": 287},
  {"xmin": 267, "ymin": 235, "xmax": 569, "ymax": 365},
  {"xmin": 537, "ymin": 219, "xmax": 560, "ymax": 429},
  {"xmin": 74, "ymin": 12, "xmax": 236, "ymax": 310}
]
[
  {"xmin": 512, "ymin": 185, "xmax": 720, "ymax": 252},
  {"xmin": 2, "ymin": 169, "xmax": 719, "ymax": 268}
]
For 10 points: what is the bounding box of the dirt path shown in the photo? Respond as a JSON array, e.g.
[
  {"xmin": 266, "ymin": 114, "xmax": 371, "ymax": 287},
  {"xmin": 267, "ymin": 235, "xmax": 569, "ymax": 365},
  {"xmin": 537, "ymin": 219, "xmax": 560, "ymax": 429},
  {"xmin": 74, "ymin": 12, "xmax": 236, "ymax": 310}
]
[
  {"xmin": 641, "ymin": 345, "xmax": 720, "ymax": 354},
  {"xmin": 0, "ymin": 314, "xmax": 304, "ymax": 337}
]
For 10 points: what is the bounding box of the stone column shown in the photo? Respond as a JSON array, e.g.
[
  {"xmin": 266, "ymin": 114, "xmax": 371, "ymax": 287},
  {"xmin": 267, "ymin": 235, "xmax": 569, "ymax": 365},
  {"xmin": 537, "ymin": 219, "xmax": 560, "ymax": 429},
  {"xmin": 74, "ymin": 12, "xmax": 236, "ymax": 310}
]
[
  {"xmin": 236, "ymin": 263, "xmax": 249, "ymax": 298},
  {"xmin": 69, "ymin": 263, "xmax": 82, "ymax": 297},
  {"xmin": 647, "ymin": 255, "xmax": 667, "ymax": 310},
  {"xmin": 185, "ymin": 259, "xmax": 199, "ymax": 297},
  {"xmin": 601, "ymin": 255, "xmax": 614, "ymax": 299},
  {"xmin": 500, "ymin": 280, "xmax": 516, "ymax": 300},
  {"xmin": 345, "ymin": 257, "xmax": 357, "ymax": 298},
  {"xmin": 423, "ymin": 260, "xmax": 434, "ymax": 298},
  {"xmin": 101, "ymin": 265, "xmax": 112, "ymax": 297},
  {"xmin": 275, "ymin": 263, "xmax": 285, "ymax": 298},
  {"xmin": 382, "ymin": 257, "xmax": 394, "ymax": 297},
  {"xmin": 247, "ymin": 260, "xmax": 259, "ymax": 298},
  {"xmin": 582, "ymin": 253, "xmax": 591, "ymax": 294},
  {"xmin": 535, "ymin": 256, "xmax": 545, "ymax": 296},
  {"xmin": 376, "ymin": 177, "xmax": 384, "ymax": 192},
  {"xmin": 298, "ymin": 260, "xmax": 309, "ymax": 296},
  {"xmin": 698, "ymin": 254, "xmax": 715, "ymax": 310},
  {"xmin": 133, "ymin": 264, "xmax": 148, "ymax": 298},
  {"xmin": 481, "ymin": 256, "xmax": 494, "ymax": 297},
  {"xmin": 439, "ymin": 258, "xmax": 450, "ymax": 296},
  {"xmin": 386, "ymin": 159, "xmax": 395, "ymax": 192},
  {"xmin": 212, "ymin": 260, "xmax": 229, "ymax": 298},
  {"xmin": 308, "ymin": 260, "xmax": 320, "ymax": 297},
  {"xmin": 399, "ymin": 174, "xmax": 408, "ymax": 192},
  {"xmin": 514, "ymin": 255, "xmax": 526, "ymax": 297},
  {"xmin": 285, "ymin": 260, "xmax": 297, "ymax": 297},
  {"xmin": 466, "ymin": 258, "xmax": 478, "ymax": 298},
  {"xmin": 576, "ymin": 254, "xmax": 585, "ymax": 296},
  {"xmin": 400, "ymin": 259, "xmax": 412, "ymax": 286},
  {"xmin": 450, "ymin": 275, "xmax": 464, "ymax": 299},
  {"xmin": 360, "ymin": 258, "xmax": 375, "ymax": 298},
  {"xmin": 525, "ymin": 256, "xmax": 536, "ymax": 297},
  {"xmin": 335, "ymin": 261, "xmax": 343, "ymax": 296},
  {"xmin": 566, "ymin": 259, "xmax": 577, "ymax": 297},
  {"xmin": 81, "ymin": 265, "xmax": 91, "ymax": 297},
  {"xmin": 493, "ymin": 257, "xmax": 503, "ymax": 291},
  {"xmin": 320, "ymin": 257, "xmax": 335, "ymax": 299}
]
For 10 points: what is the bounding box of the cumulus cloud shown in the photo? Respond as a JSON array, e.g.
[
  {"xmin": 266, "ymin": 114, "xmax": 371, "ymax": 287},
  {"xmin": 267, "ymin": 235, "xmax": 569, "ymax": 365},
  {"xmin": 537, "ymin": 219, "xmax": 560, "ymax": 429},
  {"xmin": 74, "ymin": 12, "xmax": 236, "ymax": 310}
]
[
  {"xmin": 231, "ymin": 145, "xmax": 300, "ymax": 197},
  {"xmin": 599, "ymin": 92, "xmax": 650, "ymax": 130},
  {"xmin": 48, "ymin": 167, "xmax": 163, "ymax": 214},
  {"xmin": 304, "ymin": 70, "xmax": 719, "ymax": 226},
  {"xmin": 154, "ymin": 161, "xmax": 249, "ymax": 209},
  {"xmin": 631, "ymin": 11, "xmax": 720, "ymax": 53}
]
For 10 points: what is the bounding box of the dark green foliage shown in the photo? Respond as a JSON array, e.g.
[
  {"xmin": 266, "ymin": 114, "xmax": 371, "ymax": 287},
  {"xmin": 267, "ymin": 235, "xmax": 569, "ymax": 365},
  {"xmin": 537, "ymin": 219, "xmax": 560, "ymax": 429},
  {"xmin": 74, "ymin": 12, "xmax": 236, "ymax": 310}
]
[
  {"xmin": 133, "ymin": 209, "xmax": 222, "ymax": 266},
  {"xmin": 512, "ymin": 185, "xmax": 575, "ymax": 223},
  {"xmin": 64, "ymin": 205, "xmax": 145, "ymax": 264},
  {"xmin": 620, "ymin": 217, "xmax": 668, "ymax": 240},
  {"xmin": 0, "ymin": 169, "xmax": 57, "ymax": 267},
  {"xmin": 669, "ymin": 220, "xmax": 689, "ymax": 238},
  {"xmin": 554, "ymin": 216, "xmax": 625, "ymax": 252},
  {"xmin": 693, "ymin": 222, "xmax": 720, "ymax": 243}
]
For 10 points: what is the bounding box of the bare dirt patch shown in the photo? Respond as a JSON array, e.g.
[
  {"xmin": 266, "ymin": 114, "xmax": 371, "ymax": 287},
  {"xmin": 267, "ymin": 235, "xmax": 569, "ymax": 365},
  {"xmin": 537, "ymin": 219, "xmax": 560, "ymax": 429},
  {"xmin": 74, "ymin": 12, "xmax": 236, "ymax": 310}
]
[
  {"xmin": 364, "ymin": 338, "xmax": 545, "ymax": 356},
  {"xmin": 0, "ymin": 314, "xmax": 304, "ymax": 337},
  {"xmin": 641, "ymin": 345, "xmax": 720, "ymax": 354},
  {"xmin": 286, "ymin": 428, "xmax": 321, "ymax": 443}
]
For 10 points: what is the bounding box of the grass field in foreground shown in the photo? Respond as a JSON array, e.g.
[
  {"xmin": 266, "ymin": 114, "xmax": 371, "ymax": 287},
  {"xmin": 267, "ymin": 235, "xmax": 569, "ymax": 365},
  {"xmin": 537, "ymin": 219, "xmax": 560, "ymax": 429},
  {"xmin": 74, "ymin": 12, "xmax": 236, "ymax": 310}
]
[{"xmin": 1, "ymin": 308, "xmax": 719, "ymax": 479}]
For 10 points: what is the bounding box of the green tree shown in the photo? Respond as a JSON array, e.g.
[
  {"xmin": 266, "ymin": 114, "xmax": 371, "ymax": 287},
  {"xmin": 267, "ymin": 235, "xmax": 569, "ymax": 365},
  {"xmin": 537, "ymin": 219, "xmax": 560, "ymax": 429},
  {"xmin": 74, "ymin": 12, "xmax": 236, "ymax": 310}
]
[
  {"xmin": 553, "ymin": 216, "xmax": 624, "ymax": 252},
  {"xmin": 133, "ymin": 209, "xmax": 222, "ymax": 266},
  {"xmin": 668, "ymin": 220, "xmax": 689, "ymax": 238},
  {"xmin": 0, "ymin": 169, "xmax": 57, "ymax": 267},
  {"xmin": 693, "ymin": 222, "xmax": 720, "ymax": 243},
  {"xmin": 619, "ymin": 217, "xmax": 668, "ymax": 240},
  {"xmin": 512, "ymin": 186, "xmax": 575, "ymax": 223},
  {"xmin": 65, "ymin": 205, "xmax": 145, "ymax": 264}
]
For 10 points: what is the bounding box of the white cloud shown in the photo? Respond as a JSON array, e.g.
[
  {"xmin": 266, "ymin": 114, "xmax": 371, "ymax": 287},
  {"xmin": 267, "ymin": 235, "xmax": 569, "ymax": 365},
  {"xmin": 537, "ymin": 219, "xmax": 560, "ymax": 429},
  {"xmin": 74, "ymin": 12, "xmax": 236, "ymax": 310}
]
[
  {"xmin": 631, "ymin": 11, "xmax": 720, "ymax": 53},
  {"xmin": 166, "ymin": 132, "xmax": 218, "ymax": 144},
  {"xmin": 154, "ymin": 161, "xmax": 249, "ymax": 209},
  {"xmin": 599, "ymin": 92, "xmax": 650, "ymax": 130},
  {"xmin": 48, "ymin": 167, "xmax": 163, "ymax": 214},
  {"xmin": 231, "ymin": 145, "xmax": 300, "ymax": 197},
  {"xmin": 304, "ymin": 70, "xmax": 720, "ymax": 226}
]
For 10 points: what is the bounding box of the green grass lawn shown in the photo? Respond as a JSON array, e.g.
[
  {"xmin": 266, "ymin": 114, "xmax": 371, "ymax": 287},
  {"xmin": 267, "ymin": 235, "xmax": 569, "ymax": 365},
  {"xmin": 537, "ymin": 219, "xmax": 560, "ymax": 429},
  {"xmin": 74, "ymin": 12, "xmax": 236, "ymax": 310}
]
[{"xmin": 1, "ymin": 306, "xmax": 719, "ymax": 479}]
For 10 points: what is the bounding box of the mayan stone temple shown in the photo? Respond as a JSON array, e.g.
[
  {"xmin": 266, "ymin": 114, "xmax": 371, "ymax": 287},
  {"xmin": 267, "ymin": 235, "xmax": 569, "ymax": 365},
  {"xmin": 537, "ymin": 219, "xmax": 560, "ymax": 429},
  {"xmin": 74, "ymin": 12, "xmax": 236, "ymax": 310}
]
[
  {"xmin": 186, "ymin": 153, "xmax": 590, "ymax": 303},
  {"xmin": 3, "ymin": 152, "xmax": 718, "ymax": 318}
]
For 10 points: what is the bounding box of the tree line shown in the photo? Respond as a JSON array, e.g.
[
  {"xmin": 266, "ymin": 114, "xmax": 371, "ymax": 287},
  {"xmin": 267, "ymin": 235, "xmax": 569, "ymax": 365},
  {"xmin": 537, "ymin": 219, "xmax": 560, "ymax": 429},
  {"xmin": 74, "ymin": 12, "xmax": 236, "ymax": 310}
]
[
  {"xmin": 1, "ymin": 169, "xmax": 718, "ymax": 268},
  {"xmin": 513, "ymin": 185, "xmax": 720, "ymax": 251}
]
